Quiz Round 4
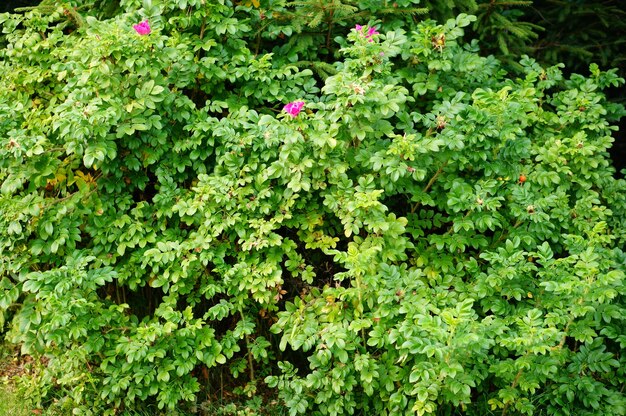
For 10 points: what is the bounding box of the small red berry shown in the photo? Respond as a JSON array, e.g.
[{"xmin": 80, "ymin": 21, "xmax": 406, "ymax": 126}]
[{"xmin": 519, "ymin": 174, "xmax": 527, "ymax": 184}]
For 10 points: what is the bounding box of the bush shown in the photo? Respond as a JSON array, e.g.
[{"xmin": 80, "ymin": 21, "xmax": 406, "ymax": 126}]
[{"xmin": 1, "ymin": 0, "xmax": 625, "ymax": 415}]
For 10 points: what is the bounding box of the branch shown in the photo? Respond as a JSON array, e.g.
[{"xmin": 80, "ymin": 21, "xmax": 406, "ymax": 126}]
[{"xmin": 410, "ymin": 161, "xmax": 448, "ymax": 214}]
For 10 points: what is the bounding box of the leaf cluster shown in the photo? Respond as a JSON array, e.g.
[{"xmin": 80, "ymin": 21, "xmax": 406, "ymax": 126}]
[{"xmin": 0, "ymin": 1, "xmax": 625, "ymax": 415}]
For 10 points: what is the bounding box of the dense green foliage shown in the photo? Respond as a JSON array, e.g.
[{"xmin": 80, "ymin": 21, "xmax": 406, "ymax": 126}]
[{"xmin": 1, "ymin": 0, "xmax": 625, "ymax": 415}]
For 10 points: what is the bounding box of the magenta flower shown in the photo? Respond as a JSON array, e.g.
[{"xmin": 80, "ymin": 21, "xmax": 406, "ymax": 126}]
[
  {"xmin": 133, "ymin": 20, "xmax": 151, "ymax": 35},
  {"xmin": 367, "ymin": 27, "xmax": 379, "ymax": 39},
  {"xmin": 284, "ymin": 101, "xmax": 305, "ymax": 117},
  {"xmin": 354, "ymin": 24, "xmax": 379, "ymax": 42}
]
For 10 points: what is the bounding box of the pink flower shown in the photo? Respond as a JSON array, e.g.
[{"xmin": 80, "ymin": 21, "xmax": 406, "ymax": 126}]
[
  {"xmin": 367, "ymin": 27, "xmax": 379, "ymax": 38},
  {"xmin": 354, "ymin": 24, "xmax": 379, "ymax": 42},
  {"xmin": 284, "ymin": 101, "xmax": 305, "ymax": 117},
  {"xmin": 133, "ymin": 20, "xmax": 151, "ymax": 35}
]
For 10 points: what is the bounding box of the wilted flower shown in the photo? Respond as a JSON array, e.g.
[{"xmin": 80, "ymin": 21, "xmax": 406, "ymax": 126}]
[
  {"xmin": 284, "ymin": 101, "xmax": 305, "ymax": 117},
  {"xmin": 133, "ymin": 20, "xmax": 151, "ymax": 35},
  {"xmin": 350, "ymin": 83, "xmax": 366, "ymax": 95}
]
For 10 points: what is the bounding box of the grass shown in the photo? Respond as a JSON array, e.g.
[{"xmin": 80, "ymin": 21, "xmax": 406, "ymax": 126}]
[
  {"xmin": 0, "ymin": 385, "xmax": 289, "ymax": 416},
  {"xmin": 0, "ymin": 341, "xmax": 31, "ymax": 416},
  {"xmin": 0, "ymin": 383, "xmax": 31, "ymax": 416}
]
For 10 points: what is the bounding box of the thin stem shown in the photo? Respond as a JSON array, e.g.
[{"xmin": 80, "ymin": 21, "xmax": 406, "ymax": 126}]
[
  {"xmin": 240, "ymin": 308, "xmax": 255, "ymax": 382},
  {"xmin": 220, "ymin": 368, "xmax": 224, "ymax": 401},
  {"xmin": 43, "ymin": 186, "xmax": 97, "ymax": 208},
  {"xmin": 196, "ymin": 18, "xmax": 206, "ymax": 62},
  {"xmin": 199, "ymin": 17, "xmax": 206, "ymax": 40},
  {"xmin": 556, "ymin": 317, "xmax": 574, "ymax": 350},
  {"xmin": 444, "ymin": 211, "xmax": 471, "ymax": 236},
  {"xmin": 115, "ymin": 282, "xmax": 121, "ymax": 304},
  {"xmin": 354, "ymin": 273, "xmax": 367, "ymax": 349},
  {"xmin": 490, "ymin": 219, "xmax": 523, "ymax": 248},
  {"xmin": 411, "ymin": 161, "xmax": 448, "ymax": 214},
  {"xmin": 501, "ymin": 368, "xmax": 524, "ymax": 416},
  {"xmin": 325, "ymin": 9, "xmax": 334, "ymax": 50}
]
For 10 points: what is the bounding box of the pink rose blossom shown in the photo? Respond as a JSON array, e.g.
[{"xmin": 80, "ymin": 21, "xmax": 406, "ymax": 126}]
[
  {"xmin": 354, "ymin": 24, "xmax": 379, "ymax": 42},
  {"xmin": 284, "ymin": 101, "xmax": 305, "ymax": 117},
  {"xmin": 133, "ymin": 20, "xmax": 151, "ymax": 35},
  {"xmin": 367, "ymin": 27, "xmax": 379, "ymax": 38}
]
